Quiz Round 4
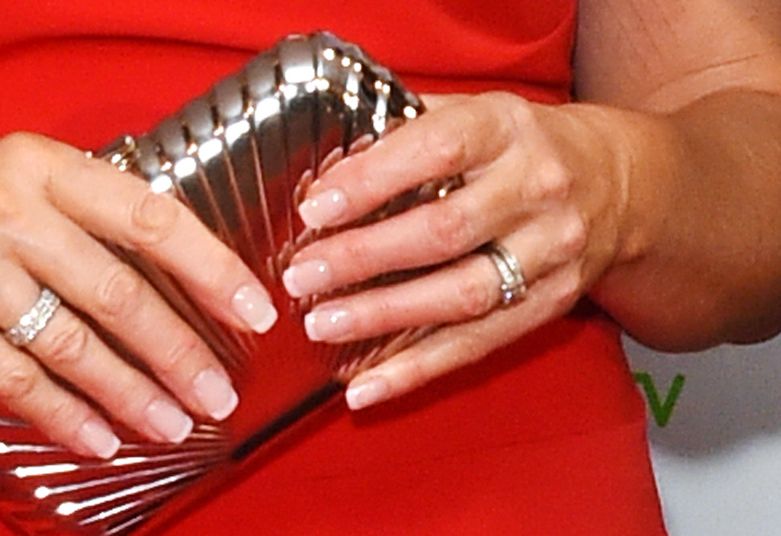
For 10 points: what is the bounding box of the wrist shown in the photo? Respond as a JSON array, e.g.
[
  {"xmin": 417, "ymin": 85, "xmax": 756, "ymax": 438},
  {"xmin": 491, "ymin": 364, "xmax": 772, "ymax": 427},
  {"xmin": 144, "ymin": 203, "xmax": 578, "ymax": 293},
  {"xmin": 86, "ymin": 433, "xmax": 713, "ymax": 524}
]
[{"xmin": 556, "ymin": 102, "xmax": 684, "ymax": 269}]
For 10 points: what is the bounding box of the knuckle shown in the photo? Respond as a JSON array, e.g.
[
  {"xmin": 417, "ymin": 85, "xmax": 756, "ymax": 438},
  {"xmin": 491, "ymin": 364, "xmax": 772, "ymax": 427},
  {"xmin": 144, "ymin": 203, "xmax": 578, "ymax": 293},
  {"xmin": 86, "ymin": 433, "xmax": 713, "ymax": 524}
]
[
  {"xmin": 46, "ymin": 399, "xmax": 84, "ymax": 438},
  {"xmin": 108, "ymin": 382, "xmax": 152, "ymax": 427},
  {"xmin": 338, "ymin": 237, "xmax": 373, "ymax": 276},
  {"xmin": 507, "ymin": 99, "xmax": 536, "ymax": 132},
  {"xmin": 158, "ymin": 335, "xmax": 201, "ymax": 374},
  {"xmin": 0, "ymin": 133, "xmax": 53, "ymax": 202},
  {"xmin": 0, "ymin": 360, "xmax": 40, "ymax": 403},
  {"xmin": 491, "ymin": 91, "xmax": 523, "ymax": 107},
  {"xmin": 421, "ymin": 124, "xmax": 467, "ymax": 172},
  {"xmin": 41, "ymin": 317, "xmax": 91, "ymax": 367},
  {"xmin": 528, "ymin": 162, "xmax": 571, "ymax": 202},
  {"xmin": 0, "ymin": 133, "xmax": 56, "ymax": 194},
  {"xmin": 95, "ymin": 263, "xmax": 146, "ymax": 321},
  {"xmin": 471, "ymin": 92, "xmax": 503, "ymax": 120},
  {"xmin": 128, "ymin": 191, "xmax": 180, "ymax": 249},
  {"xmin": 353, "ymin": 297, "xmax": 393, "ymax": 338},
  {"xmin": 406, "ymin": 356, "xmax": 434, "ymax": 389},
  {"xmin": 425, "ymin": 203, "xmax": 473, "ymax": 258},
  {"xmin": 450, "ymin": 333, "xmax": 486, "ymax": 368},
  {"xmin": 354, "ymin": 173, "xmax": 384, "ymax": 207},
  {"xmin": 0, "ymin": 132, "xmax": 46, "ymax": 164},
  {"xmin": 201, "ymin": 248, "xmax": 243, "ymax": 295},
  {"xmin": 475, "ymin": 91, "xmax": 503, "ymax": 105},
  {"xmin": 370, "ymin": 297, "xmax": 397, "ymax": 328},
  {"xmin": 111, "ymin": 378, "xmax": 143, "ymax": 409},
  {"xmin": 454, "ymin": 275, "xmax": 494, "ymax": 318},
  {"xmin": 559, "ymin": 212, "xmax": 588, "ymax": 258}
]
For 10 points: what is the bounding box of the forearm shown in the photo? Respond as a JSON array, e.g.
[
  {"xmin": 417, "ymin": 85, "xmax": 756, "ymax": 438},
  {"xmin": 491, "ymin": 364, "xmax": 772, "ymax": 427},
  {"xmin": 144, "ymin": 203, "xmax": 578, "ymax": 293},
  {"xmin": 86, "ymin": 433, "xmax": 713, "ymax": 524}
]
[{"xmin": 584, "ymin": 89, "xmax": 781, "ymax": 350}]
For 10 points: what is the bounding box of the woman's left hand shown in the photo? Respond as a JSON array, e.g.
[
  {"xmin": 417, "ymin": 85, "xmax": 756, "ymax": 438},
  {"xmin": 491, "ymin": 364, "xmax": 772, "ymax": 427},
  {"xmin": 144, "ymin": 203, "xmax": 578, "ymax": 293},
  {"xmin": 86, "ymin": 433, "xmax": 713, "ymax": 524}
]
[{"xmin": 282, "ymin": 92, "xmax": 631, "ymax": 410}]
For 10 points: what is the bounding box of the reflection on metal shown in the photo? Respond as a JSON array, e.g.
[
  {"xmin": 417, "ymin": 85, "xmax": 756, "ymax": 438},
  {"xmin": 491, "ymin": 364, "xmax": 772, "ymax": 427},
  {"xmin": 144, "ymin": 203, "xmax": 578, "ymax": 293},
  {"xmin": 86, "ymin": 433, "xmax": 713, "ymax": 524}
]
[{"xmin": 0, "ymin": 32, "xmax": 462, "ymax": 535}]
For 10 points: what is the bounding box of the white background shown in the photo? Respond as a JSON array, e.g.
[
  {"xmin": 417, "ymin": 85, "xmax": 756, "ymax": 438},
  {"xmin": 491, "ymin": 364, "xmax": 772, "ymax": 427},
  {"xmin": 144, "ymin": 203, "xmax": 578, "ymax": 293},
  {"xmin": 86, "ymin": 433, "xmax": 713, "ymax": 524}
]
[{"xmin": 624, "ymin": 334, "xmax": 781, "ymax": 535}]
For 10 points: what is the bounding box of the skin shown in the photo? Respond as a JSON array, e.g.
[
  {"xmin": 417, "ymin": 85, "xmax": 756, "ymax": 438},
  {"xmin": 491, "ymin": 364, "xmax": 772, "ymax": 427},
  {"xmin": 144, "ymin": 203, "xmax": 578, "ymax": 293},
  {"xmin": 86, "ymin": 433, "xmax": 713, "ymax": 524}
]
[
  {"xmin": 0, "ymin": 135, "xmax": 278, "ymax": 458},
  {"xmin": 2, "ymin": 0, "xmax": 780, "ymax": 457},
  {"xmin": 283, "ymin": 0, "xmax": 781, "ymax": 410}
]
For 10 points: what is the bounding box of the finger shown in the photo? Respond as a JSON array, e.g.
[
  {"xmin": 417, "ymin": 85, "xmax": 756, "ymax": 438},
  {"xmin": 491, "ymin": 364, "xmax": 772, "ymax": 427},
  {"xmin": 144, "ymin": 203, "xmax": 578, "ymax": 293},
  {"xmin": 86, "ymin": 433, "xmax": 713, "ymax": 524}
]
[
  {"xmin": 0, "ymin": 263, "xmax": 195, "ymax": 443},
  {"xmin": 4, "ymin": 133, "xmax": 277, "ymax": 334},
  {"xmin": 343, "ymin": 262, "xmax": 583, "ymax": 410},
  {"xmin": 297, "ymin": 93, "xmax": 515, "ymax": 228},
  {"xmin": 9, "ymin": 213, "xmax": 240, "ymax": 422},
  {"xmin": 284, "ymin": 166, "xmax": 536, "ymax": 298},
  {"xmin": 0, "ymin": 339, "xmax": 120, "ymax": 459},
  {"xmin": 303, "ymin": 208, "xmax": 585, "ymax": 342}
]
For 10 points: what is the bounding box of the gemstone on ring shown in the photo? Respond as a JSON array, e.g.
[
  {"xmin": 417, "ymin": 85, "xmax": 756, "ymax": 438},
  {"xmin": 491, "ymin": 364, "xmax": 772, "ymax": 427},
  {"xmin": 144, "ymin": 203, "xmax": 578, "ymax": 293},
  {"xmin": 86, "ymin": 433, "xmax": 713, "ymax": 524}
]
[
  {"xmin": 5, "ymin": 287, "xmax": 62, "ymax": 347},
  {"xmin": 482, "ymin": 242, "xmax": 527, "ymax": 306}
]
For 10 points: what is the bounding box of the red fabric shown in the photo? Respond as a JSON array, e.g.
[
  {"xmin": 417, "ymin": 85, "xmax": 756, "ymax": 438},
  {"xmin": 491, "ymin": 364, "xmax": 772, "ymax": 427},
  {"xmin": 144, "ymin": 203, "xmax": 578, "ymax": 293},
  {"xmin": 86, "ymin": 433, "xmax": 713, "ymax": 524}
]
[{"xmin": 0, "ymin": 1, "xmax": 666, "ymax": 534}]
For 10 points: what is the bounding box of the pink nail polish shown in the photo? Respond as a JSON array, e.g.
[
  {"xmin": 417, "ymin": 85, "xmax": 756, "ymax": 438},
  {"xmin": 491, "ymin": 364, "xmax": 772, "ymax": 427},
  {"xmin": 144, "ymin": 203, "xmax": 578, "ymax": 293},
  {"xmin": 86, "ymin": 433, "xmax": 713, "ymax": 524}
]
[
  {"xmin": 145, "ymin": 399, "xmax": 193, "ymax": 444},
  {"xmin": 345, "ymin": 377, "xmax": 391, "ymax": 410},
  {"xmin": 232, "ymin": 284, "xmax": 278, "ymax": 333},
  {"xmin": 304, "ymin": 309, "xmax": 353, "ymax": 341},
  {"xmin": 194, "ymin": 368, "xmax": 239, "ymax": 421},
  {"xmin": 77, "ymin": 419, "xmax": 121, "ymax": 459},
  {"xmin": 298, "ymin": 188, "xmax": 347, "ymax": 228},
  {"xmin": 282, "ymin": 260, "xmax": 332, "ymax": 297}
]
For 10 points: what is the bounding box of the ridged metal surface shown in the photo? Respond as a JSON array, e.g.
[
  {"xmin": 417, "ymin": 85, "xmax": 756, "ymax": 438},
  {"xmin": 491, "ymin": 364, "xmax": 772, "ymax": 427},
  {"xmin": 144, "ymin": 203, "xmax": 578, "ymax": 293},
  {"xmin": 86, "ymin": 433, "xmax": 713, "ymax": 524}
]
[{"xmin": 0, "ymin": 32, "xmax": 460, "ymax": 535}]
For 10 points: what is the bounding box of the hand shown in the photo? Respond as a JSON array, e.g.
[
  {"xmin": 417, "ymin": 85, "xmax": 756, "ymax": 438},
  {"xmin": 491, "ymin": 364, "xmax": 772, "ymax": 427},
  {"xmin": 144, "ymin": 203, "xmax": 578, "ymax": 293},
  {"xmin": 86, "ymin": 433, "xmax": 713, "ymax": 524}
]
[
  {"xmin": 283, "ymin": 92, "xmax": 630, "ymax": 409},
  {"xmin": 0, "ymin": 133, "xmax": 277, "ymax": 458}
]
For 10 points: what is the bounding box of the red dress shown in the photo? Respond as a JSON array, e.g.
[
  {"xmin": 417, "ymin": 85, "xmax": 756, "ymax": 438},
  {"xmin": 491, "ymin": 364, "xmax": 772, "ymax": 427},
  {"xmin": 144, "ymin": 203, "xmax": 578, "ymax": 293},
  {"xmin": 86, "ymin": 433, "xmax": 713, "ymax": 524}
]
[{"xmin": 0, "ymin": 1, "xmax": 666, "ymax": 534}]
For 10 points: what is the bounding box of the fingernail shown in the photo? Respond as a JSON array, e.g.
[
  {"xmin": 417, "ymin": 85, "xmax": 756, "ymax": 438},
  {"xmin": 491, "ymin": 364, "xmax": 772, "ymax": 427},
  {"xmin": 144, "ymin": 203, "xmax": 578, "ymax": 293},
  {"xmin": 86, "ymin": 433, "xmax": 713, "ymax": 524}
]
[
  {"xmin": 77, "ymin": 418, "xmax": 121, "ymax": 459},
  {"xmin": 282, "ymin": 260, "xmax": 332, "ymax": 297},
  {"xmin": 232, "ymin": 284, "xmax": 278, "ymax": 333},
  {"xmin": 304, "ymin": 309, "xmax": 353, "ymax": 341},
  {"xmin": 145, "ymin": 399, "xmax": 193, "ymax": 443},
  {"xmin": 345, "ymin": 377, "xmax": 391, "ymax": 410},
  {"xmin": 194, "ymin": 368, "xmax": 239, "ymax": 421},
  {"xmin": 298, "ymin": 188, "xmax": 347, "ymax": 228}
]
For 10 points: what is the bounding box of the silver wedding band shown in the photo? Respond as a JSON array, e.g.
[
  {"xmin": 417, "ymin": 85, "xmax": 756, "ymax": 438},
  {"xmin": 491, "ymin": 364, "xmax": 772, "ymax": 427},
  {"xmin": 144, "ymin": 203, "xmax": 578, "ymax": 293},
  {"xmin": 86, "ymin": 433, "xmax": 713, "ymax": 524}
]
[
  {"xmin": 4, "ymin": 287, "xmax": 62, "ymax": 348},
  {"xmin": 482, "ymin": 242, "xmax": 527, "ymax": 306}
]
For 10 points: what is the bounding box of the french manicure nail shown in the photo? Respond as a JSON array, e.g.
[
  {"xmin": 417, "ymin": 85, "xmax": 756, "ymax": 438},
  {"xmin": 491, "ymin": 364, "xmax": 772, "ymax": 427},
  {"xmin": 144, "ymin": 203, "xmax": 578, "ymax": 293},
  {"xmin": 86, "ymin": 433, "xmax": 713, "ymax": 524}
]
[
  {"xmin": 345, "ymin": 377, "xmax": 391, "ymax": 410},
  {"xmin": 145, "ymin": 399, "xmax": 193, "ymax": 443},
  {"xmin": 77, "ymin": 418, "xmax": 121, "ymax": 459},
  {"xmin": 298, "ymin": 188, "xmax": 347, "ymax": 228},
  {"xmin": 232, "ymin": 284, "xmax": 278, "ymax": 333},
  {"xmin": 194, "ymin": 368, "xmax": 239, "ymax": 421},
  {"xmin": 304, "ymin": 309, "xmax": 353, "ymax": 341},
  {"xmin": 282, "ymin": 260, "xmax": 332, "ymax": 297}
]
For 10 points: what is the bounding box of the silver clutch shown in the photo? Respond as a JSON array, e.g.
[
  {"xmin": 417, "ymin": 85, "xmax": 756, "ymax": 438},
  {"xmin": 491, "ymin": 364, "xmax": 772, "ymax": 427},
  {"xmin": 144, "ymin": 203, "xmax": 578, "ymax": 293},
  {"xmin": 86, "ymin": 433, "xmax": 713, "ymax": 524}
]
[{"xmin": 0, "ymin": 32, "xmax": 460, "ymax": 535}]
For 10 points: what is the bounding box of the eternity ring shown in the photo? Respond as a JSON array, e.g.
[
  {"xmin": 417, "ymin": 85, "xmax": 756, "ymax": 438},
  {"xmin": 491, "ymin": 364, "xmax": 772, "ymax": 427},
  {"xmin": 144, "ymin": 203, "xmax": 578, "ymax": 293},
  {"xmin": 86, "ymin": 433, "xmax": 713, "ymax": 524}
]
[
  {"xmin": 482, "ymin": 242, "xmax": 528, "ymax": 306},
  {"xmin": 4, "ymin": 287, "xmax": 62, "ymax": 348}
]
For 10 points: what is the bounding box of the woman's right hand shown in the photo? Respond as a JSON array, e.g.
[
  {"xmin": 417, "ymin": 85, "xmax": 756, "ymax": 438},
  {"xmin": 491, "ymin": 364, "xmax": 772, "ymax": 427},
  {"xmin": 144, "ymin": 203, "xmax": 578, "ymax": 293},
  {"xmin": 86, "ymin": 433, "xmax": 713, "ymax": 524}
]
[{"xmin": 0, "ymin": 132, "xmax": 277, "ymax": 458}]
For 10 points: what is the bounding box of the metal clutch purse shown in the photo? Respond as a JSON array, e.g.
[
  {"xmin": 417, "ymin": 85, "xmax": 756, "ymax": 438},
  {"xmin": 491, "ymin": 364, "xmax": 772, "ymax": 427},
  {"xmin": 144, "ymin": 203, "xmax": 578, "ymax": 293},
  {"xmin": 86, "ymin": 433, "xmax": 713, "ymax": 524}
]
[{"xmin": 0, "ymin": 32, "xmax": 460, "ymax": 535}]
